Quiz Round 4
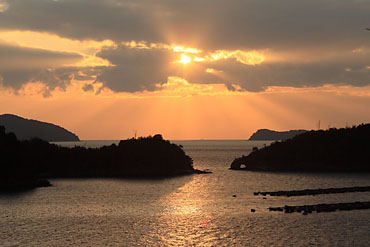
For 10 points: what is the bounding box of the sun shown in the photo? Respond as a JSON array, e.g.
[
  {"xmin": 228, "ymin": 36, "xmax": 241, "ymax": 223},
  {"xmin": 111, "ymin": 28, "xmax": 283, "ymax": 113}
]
[{"xmin": 180, "ymin": 54, "xmax": 191, "ymax": 64}]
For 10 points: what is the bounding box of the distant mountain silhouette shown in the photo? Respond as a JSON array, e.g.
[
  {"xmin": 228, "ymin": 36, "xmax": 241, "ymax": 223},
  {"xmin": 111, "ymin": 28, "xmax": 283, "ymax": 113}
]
[
  {"xmin": 231, "ymin": 124, "xmax": 370, "ymax": 172},
  {"xmin": 249, "ymin": 129, "xmax": 307, "ymax": 141},
  {"xmin": 0, "ymin": 114, "xmax": 79, "ymax": 142}
]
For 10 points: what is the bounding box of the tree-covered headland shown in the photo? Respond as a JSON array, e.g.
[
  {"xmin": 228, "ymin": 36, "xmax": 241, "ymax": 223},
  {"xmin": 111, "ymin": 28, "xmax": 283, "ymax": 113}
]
[
  {"xmin": 1, "ymin": 126, "xmax": 200, "ymax": 191},
  {"xmin": 231, "ymin": 124, "xmax": 370, "ymax": 172}
]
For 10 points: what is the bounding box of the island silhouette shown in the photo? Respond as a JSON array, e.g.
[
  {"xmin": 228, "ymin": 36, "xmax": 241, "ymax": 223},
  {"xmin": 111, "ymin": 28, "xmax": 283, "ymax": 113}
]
[
  {"xmin": 231, "ymin": 124, "xmax": 370, "ymax": 172},
  {"xmin": 0, "ymin": 114, "xmax": 79, "ymax": 142},
  {"xmin": 1, "ymin": 126, "xmax": 207, "ymax": 192},
  {"xmin": 249, "ymin": 129, "xmax": 307, "ymax": 141}
]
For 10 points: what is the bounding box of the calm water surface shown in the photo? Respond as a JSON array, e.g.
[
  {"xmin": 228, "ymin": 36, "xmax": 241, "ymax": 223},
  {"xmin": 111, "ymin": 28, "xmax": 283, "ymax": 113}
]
[{"xmin": 1, "ymin": 140, "xmax": 370, "ymax": 246}]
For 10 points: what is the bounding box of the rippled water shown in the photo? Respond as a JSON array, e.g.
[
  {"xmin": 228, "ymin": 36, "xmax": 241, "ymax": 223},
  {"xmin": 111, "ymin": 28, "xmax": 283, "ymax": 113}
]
[{"xmin": 1, "ymin": 140, "xmax": 370, "ymax": 246}]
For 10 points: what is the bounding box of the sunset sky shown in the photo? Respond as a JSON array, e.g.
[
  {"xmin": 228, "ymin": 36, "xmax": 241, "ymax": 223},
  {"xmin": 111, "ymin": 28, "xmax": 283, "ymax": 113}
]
[{"xmin": 0, "ymin": 0, "xmax": 369, "ymax": 140}]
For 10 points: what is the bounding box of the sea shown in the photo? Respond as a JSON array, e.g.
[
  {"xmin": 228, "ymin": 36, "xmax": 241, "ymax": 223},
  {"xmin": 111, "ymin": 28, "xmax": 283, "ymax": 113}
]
[{"xmin": 1, "ymin": 140, "xmax": 370, "ymax": 246}]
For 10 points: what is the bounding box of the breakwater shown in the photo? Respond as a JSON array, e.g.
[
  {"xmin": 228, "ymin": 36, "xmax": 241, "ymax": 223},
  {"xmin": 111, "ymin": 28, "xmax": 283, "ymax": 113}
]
[
  {"xmin": 269, "ymin": 201, "xmax": 370, "ymax": 214},
  {"xmin": 254, "ymin": 186, "xmax": 370, "ymax": 197}
]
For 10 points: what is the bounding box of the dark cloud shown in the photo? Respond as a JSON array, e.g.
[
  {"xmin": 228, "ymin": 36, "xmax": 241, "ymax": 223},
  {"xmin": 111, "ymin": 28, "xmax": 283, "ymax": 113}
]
[
  {"xmin": 82, "ymin": 83, "xmax": 94, "ymax": 92},
  {"xmin": 93, "ymin": 44, "xmax": 370, "ymax": 92},
  {"xmin": 0, "ymin": 0, "xmax": 369, "ymax": 92},
  {"xmin": 0, "ymin": 41, "xmax": 83, "ymax": 90},
  {"xmin": 95, "ymin": 45, "xmax": 231, "ymax": 92},
  {"xmin": 96, "ymin": 45, "xmax": 176, "ymax": 92},
  {"xmin": 0, "ymin": 40, "xmax": 82, "ymax": 69},
  {"xmin": 178, "ymin": 49, "xmax": 370, "ymax": 91},
  {"xmin": 0, "ymin": 0, "xmax": 160, "ymax": 43},
  {"xmin": 200, "ymin": 59, "xmax": 370, "ymax": 92},
  {"xmin": 1, "ymin": 0, "xmax": 369, "ymax": 51}
]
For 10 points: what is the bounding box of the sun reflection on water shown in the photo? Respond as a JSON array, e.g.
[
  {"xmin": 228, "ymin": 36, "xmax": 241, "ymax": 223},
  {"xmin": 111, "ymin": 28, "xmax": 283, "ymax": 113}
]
[
  {"xmin": 159, "ymin": 178, "xmax": 207, "ymax": 215},
  {"xmin": 149, "ymin": 175, "xmax": 220, "ymax": 245}
]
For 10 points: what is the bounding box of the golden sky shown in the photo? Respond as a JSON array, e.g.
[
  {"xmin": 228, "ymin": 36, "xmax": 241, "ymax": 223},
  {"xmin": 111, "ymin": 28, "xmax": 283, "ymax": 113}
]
[{"xmin": 0, "ymin": 0, "xmax": 369, "ymax": 139}]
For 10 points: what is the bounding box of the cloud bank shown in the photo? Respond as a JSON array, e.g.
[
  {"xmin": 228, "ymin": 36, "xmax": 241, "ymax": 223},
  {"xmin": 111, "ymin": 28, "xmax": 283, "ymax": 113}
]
[
  {"xmin": 0, "ymin": 40, "xmax": 83, "ymax": 93},
  {"xmin": 0, "ymin": 0, "xmax": 369, "ymax": 93}
]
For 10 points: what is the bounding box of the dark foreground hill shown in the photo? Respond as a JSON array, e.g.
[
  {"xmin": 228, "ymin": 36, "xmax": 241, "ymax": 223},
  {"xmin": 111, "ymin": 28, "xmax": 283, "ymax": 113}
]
[
  {"xmin": 1, "ymin": 126, "xmax": 204, "ymax": 192},
  {"xmin": 231, "ymin": 124, "xmax": 370, "ymax": 172},
  {"xmin": 249, "ymin": 129, "xmax": 307, "ymax": 141},
  {"xmin": 0, "ymin": 114, "xmax": 79, "ymax": 141}
]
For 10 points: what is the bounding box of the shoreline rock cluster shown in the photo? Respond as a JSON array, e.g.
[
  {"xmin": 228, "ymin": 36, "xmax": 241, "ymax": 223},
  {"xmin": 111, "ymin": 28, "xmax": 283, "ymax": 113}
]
[{"xmin": 254, "ymin": 186, "xmax": 370, "ymax": 197}]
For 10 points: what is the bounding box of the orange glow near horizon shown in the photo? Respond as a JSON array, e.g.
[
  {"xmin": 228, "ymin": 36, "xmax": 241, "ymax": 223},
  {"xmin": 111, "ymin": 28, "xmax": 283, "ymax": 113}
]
[{"xmin": 1, "ymin": 80, "xmax": 370, "ymax": 140}]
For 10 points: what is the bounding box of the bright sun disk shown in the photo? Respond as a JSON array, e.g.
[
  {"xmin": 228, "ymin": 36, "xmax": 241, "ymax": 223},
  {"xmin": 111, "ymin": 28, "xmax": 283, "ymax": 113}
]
[{"xmin": 180, "ymin": 54, "xmax": 191, "ymax": 64}]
